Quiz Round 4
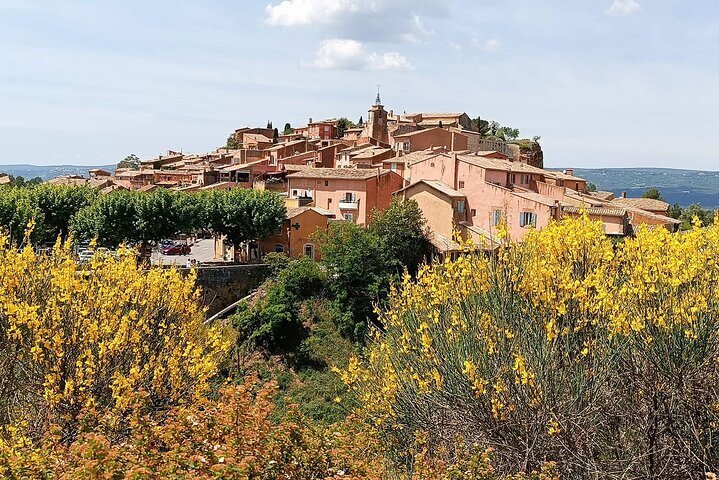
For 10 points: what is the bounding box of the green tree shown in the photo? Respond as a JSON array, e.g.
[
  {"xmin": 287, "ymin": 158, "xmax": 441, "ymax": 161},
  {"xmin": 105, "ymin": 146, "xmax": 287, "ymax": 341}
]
[
  {"xmin": 283, "ymin": 123, "xmax": 294, "ymax": 134},
  {"xmin": 357, "ymin": 116, "xmax": 364, "ymax": 127},
  {"xmin": 70, "ymin": 190, "xmax": 139, "ymax": 248},
  {"xmin": 472, "ymin": 117, "xmax": 491, "ymax": 136},
  {"xmin": 678, "ymin": 203, "xmax": 715, "ymax": 230},
  {"xmin": 30, "ymin": 185, "xmax": 98, "ymax": 244},
  {"xmin": 586, "ymin": 182, "xmax": 598, "ymax": 192},
  {"xmin": 0, "ymin": 187, "xmax": 43, "ymax": 244},
  {"xmin": 134, "ymin": 189, "xmax": 198, "ymax": 251},
  {"xmin": 668, "ymin": 203, "xmax": 683, "ymax": 220},
  {"xmin": 201, "ymin": 189, "xmax": 285, "ymax": 256},
  {"xmin": 315, "ymin": 223, "xmax": 392, "ymax": 340},
  {"xmin": 225, "ymin": 133, "xmax": 242, "ymax": 150},
  {"xmin": 117, "ymin": 154, "xmax": 141, "ymax": 170},
  {"xmin": 335, "ymin": 118, "xmax": 355, "ymax": 138},
  {"xmin": 500, "ymin": 127, "xmax": 520, "ymax": 140},
  {"xmin": 273, "ymin": 127, "xmax": 279, "ymax": 144},
  {"xmin": 369, "ymin": 198, "xmax": 429, "ymax": 275},
  {"xmin": 642, "ymin": 188, "xmax": 664, "ymax": 201}
]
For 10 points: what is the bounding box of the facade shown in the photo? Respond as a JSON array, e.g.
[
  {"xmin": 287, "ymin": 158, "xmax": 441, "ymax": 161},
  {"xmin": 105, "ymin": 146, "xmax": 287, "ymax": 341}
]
[
  {"xmin": 307, "ymin": 120, "xmax": 338, "ymax": 140},
  {"xmin": 336, "ymin": 145, "xmax": 393, "ymax": 168},
  {"xmin": 258, "ymin": 207, "xmax": 335, "ymax": 261},
  {"xmin": 392, "ymin": 127, "xmax": 469, "ymax": 153},
  {"xmin": 287, "ymin": 168, "xmax": 404, "ymax": 224}
]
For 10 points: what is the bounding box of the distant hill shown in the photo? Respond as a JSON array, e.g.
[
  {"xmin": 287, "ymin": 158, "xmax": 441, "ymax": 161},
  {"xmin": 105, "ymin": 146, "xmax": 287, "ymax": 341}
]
[
  {"xmin": 554, "ymin": 168, "xmax": 719, "ymax": 209},
  {"xmin": 0, "ymin": 164, "xmax": 116, "ymax": 181}
]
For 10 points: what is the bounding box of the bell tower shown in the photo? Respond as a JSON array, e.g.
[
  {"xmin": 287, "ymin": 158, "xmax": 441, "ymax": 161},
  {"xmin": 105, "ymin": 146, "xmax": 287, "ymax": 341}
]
[{"xmin": 362, "ymin": 86, "xmax": 389, "ymax": 144}]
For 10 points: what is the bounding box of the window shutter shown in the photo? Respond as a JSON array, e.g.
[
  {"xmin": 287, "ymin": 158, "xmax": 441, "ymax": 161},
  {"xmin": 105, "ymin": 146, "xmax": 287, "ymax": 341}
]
[{"xmin": 520, "ymin": 214, "xmax": 525, "ymax": 227}]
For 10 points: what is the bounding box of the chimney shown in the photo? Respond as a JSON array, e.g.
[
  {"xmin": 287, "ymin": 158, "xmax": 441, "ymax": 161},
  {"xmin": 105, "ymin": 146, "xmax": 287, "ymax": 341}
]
[
  {"xmin": 309, "ymin": 117, "xmax": 313, "ymax": 124},
  {"xmin": 622, "ymin": 191, "xmax": 627, "ymax": 198},
  {"xmin": 390, "ymin": 110, "xmax": 394, "ymax": 117}
]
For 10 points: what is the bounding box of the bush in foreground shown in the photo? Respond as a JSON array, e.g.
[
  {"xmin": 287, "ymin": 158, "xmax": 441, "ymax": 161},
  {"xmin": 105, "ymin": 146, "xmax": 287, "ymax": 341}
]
[
  {"xmin": 0, "ymin": 233, "xmax": 233, "ymax": 443},
  {"xmin": 0, "ymin": 376, "xmax": 558, "ymax": 480},
  {"xmin": 341, "ymin": 214, "xmax": 719, "ymax": 479}
]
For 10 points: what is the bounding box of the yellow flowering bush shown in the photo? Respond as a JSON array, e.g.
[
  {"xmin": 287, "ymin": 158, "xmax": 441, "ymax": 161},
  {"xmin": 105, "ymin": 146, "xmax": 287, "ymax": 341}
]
[
  {"xmin": 342, "ymin": 214, "xmax": 719, "ymax": 479},
  {"xmin": 0, "ymin": 233, "xmax": 233, "ymax": 442}
]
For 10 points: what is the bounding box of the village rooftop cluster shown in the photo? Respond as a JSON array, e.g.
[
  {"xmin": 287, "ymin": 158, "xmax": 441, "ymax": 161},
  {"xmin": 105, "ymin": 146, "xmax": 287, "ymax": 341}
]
[{"xmin": 44, "ymin": 94, "xmax": 680, "ymax": 260}]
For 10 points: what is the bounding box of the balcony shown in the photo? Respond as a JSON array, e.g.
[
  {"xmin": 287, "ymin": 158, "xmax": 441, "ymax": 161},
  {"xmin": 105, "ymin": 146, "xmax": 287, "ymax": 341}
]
[{"xmin": 338, "ymin": 199, "xmax": 359, "ymax": 210}]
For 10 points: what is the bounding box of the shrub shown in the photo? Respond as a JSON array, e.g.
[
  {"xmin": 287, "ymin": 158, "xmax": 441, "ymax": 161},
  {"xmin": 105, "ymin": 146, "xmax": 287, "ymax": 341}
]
[
  {"xmin": 341, "ymin": 214, "xmax": 719, "ymax": 478},
  {"xmin": 233, "ymin": 257, "xmax": 327, "ymax": 354},
  {"xmin": 0, "ymin": 234, "xmax": 233, "ymax": 442},
  {"xmin": 315, "ymin": 222, "xmax": 393, "ymax": 340},
  {"xmin": 0, "ymin": 375, "xmax": 559, "ymax": 479}
]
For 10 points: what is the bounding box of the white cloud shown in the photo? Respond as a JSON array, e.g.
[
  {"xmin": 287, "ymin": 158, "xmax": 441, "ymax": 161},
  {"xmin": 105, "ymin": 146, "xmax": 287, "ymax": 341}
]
[
  {"xmin": 264, "ymin": 0, "xmax": 372, "ymax": 27},
  {"xmin": 448, "ymin": 41, "xmax": 462, "ymax": 51},
  {"xmin": 264, "ymin": 0, "xmax": 445, "ymax": 43},
  {"xmin": 301, "ymin": 39, "xmax": 412, "ymax": 71},
  {"xmin": 472, "ymin": 38, "xmax": 501, "ymax": 53},
  {"xmin": 607, "ymin": 0, "xmax": 642, "ymax": 16}
]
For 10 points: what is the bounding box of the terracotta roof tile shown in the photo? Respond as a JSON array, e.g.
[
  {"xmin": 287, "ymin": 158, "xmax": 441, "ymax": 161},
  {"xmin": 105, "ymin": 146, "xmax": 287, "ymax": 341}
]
[
  {"xmin": 287, "ymin": 167, "xmax": 390, "ymax": 180},
  {"xmin": 611, "ymin": 197, "xmax": 670, "ymax": 212}
]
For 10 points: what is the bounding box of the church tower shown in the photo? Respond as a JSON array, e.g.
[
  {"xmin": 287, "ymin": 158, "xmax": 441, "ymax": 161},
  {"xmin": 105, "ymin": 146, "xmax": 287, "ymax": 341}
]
[{"xmin": 361, "ymin": 87, "xmax": 389, "ymax": 144}]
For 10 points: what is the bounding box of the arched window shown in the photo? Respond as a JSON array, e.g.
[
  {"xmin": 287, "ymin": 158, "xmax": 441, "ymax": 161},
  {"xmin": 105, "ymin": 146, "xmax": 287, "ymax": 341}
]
[
  {"xmin": 304, "ymin": 243, "xmax": 315, "ymax": 259},
  {"xmin": 274, "ymin": 244, "xmax": 285, "ymax": 253}
]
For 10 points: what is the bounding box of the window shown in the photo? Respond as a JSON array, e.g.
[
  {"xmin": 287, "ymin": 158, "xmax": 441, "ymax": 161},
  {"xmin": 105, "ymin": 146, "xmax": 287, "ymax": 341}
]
[
  {"xmin": 324, "ymin": 180, "xmax": 329, "ymax": 187},
  {"xmin": 456, "ymin": 201, "xmax": 465, "ymax": 214},
  {"xmin": 327, "ymin": 198, "xmax": 332, "ymax": 208},
  {"xmin": 471, "ymin": 208, "xmax": 477, "ymax": 217},
  {"xmin": 292, "ymin": 189, "xmax": 299, "ymax": 197},
  {"xmin": 390, "ymin": 162, "xmax": 398, "ymax": 172},
  {"xmin": 403, "ymin": 142, "xmax": 410, "ymax": 152},
  {"xmin": 343, "ymin": 213, "xmax": 354, "ymax": 222},
  {"xmin": 522, "ymin": 174, "xmax": 531, "ymax": 184},
  {"xmin": 274, "ymin": 244, "xmax": 285, "ymax": 253},
  {"xmin": 511, "ymin": 174, "xmax": 517, "ymax": 184},
  {"xmin": 304, "ymin": 244, "xmax": 315, "ymax": 258},
  {"xmin": 520, "ymin": 211, "xmax": 537, "ymax": 228},
  {"xmin": 458, "ymin": 181, "xmax": 465, "ymax": 189},
  {"xmin": 492, "ymin": 210, "xmax": 503, "ymax": 226},
  {"xmin": 343, "ymin": 192, "xmax": 356, "ymax": 203}
]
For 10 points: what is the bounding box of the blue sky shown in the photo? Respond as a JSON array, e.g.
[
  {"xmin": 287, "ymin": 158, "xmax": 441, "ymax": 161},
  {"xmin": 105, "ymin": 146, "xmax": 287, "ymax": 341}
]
[{"xmin": 0, "ymin": 0, "xmax": 717, "ymax": 169}]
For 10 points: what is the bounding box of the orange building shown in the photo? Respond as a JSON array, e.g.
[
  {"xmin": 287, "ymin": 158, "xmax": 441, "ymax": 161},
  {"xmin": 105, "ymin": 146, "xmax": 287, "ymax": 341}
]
[
  {"xmin": 259, "ymin": 206, "xmax": 335, "ymax": 261},
  {"xmin": 286, "ymin": 168, "xmax": 404, "ymax": 224}
]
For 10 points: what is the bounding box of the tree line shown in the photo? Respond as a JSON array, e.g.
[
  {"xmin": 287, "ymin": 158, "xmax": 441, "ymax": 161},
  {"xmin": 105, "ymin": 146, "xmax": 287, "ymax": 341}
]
[{"xmin": 0, "ymin": 184, "xmax": 285, "ymax": 251}]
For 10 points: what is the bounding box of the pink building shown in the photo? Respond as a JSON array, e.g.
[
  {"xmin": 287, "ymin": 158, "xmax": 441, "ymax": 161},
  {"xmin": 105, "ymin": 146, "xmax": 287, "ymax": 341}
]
[
  {"xmin": 405, "ymin": 152, "xmax": 562, "ymax": 242},
  {"xmin": 392, "ymin": 127, "xmax": 469, "ymax": 153},
  {"xmin": 286, "ymin": 168, "xmax": 404, "ymax": 224}
]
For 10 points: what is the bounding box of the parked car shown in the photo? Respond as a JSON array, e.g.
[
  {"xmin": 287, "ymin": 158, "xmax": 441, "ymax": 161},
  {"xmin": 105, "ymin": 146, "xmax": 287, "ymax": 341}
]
[{"xmin": 161, "ymin": 243, "xmax": 191, "ymax": 255}]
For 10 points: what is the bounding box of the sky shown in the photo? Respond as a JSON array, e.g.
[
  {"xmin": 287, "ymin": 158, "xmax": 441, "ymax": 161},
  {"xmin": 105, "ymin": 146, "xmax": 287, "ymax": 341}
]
[{"xmin": 0, "ymin": 0, "xmax": 717, "ymax": 169}]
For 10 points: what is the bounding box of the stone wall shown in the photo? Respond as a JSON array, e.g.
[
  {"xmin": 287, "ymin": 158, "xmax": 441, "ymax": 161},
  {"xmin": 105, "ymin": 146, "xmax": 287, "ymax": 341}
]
[{"xmin": 180, "ymin": 264, "xmax": 270, "ymax": 316}]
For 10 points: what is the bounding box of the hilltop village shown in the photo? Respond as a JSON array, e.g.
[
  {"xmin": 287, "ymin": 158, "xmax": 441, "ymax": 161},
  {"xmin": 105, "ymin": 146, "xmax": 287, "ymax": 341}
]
[{"xmin": 46, "ymin": 95, "xmax": 680, "ymax": 260}]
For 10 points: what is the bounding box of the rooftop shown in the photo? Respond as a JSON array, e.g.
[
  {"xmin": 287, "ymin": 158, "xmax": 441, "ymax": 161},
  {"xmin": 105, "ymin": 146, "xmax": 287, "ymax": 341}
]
[
  {"xmin": 287, "ymin": 167, "xmax": 390, "ymax": 180},
  {"xmin": 611, "ymin": 197, "xmax": 670, "ymax": 212},
  {"xmin": 397, "ymin": 179, "xmax": 465, "ymax": 198},
  {"xmin": 562, "ymin": 205, "xmax": 627, "ymax": 217},
  {"xmin": 392, "ymin": 127, "xmax": 446, "ymax": 139},
  {"xmin": 286, "ymin": 206, "xmax": 336, "ymax": 219},
  {"xmin": 456, "ymin": 153, "xmax": 548, "ymax": 175}
]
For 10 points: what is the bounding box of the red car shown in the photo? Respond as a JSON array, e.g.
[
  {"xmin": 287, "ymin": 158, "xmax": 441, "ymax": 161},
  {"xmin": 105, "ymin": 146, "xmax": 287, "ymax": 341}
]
[{"xmin": 161, "ymin": 243, "xmax": 191, "ymax": 255}]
